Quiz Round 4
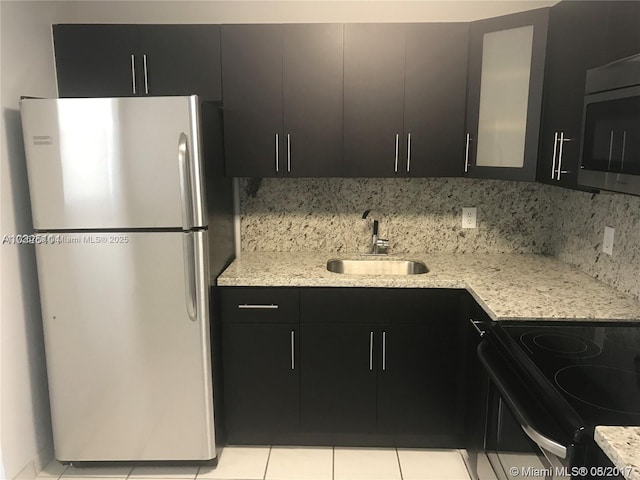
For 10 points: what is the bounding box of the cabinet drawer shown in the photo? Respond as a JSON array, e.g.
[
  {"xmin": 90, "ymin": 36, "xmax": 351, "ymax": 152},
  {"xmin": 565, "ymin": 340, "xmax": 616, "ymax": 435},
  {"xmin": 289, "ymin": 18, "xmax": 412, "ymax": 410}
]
[
  {"xmin": 221, "ymin": 287, "xmax": 299, "ymax": 323},
  {"xmin": 300, "ymin": 288, "xmax": 461, "ymax": 323}
]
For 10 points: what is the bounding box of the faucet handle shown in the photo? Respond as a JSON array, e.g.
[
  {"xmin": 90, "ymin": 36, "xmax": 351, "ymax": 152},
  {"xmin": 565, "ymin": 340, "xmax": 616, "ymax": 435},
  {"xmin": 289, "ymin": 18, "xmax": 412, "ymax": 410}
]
[{"xmin": 373, "ymin": 238, "xmax": 389, "ymax": 255}]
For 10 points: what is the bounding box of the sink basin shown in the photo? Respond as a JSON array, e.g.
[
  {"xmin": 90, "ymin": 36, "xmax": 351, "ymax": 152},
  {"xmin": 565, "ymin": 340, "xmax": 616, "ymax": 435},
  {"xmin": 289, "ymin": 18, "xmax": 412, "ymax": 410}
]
[{"xmin": 326, "ymin": 258, "xmax": 429, "ymax": 275}]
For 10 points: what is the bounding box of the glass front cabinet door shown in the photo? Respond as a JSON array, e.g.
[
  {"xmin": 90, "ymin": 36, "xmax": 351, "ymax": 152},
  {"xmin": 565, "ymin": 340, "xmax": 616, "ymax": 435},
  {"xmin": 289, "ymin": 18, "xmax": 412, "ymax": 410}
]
[{"xmin": 464, "ymin": 8, "xmax": 549, "ymax": 181}]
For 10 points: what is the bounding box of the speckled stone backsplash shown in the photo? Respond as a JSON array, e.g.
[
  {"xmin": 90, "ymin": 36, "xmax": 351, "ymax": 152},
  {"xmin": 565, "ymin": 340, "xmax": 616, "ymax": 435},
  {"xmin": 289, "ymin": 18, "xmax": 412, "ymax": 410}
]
[
  {"xmin": 551, "ymin": 189, "xmax": 640, "ymax": 300},
  {"xmin": 238, "ymin": 178, "xmax": 640, "ymax": 300},
  {"xmin": 239, "ymin": 177, "xmax": 558, "ymax": 255}
]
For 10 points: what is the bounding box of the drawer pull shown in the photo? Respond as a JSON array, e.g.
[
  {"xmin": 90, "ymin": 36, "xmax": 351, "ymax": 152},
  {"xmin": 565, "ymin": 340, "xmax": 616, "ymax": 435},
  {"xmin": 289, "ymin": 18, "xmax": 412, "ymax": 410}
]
[{"xmin": 238, "ymin": 304, "xmax": 279, "ymax": 309}]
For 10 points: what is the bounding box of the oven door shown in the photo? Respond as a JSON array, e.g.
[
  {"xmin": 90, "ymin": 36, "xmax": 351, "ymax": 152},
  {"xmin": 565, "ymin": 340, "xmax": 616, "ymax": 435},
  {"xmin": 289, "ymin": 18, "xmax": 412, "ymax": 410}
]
[{"xmin": 478, "ymin": 342, "xmax": 572, "ymax": 480}]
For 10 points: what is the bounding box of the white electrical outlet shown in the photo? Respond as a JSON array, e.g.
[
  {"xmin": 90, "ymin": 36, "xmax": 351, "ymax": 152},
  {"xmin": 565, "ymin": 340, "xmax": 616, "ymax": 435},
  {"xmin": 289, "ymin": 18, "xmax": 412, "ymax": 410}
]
[
  {"xmin": 602, "ymin": 226, "xmax": 614, "ymax": 256},
  {"xmin": 462, "ymin": 207, "xmax": 477, "ymax": 229}
]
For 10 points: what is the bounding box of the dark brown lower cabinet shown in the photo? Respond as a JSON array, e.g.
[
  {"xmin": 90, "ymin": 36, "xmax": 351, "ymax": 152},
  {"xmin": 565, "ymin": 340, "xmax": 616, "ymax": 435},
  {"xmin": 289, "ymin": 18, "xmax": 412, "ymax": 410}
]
[
  {"xmin": 220, "ymin": 287, "xmax": 467, "ymax": 446},
  {"xmin": 377, "ymin": 321, "xmax": 461, "ymax": 439},
  {"xmin": 300, "ymin": 323, "xmax": 378, "ymax": 434},
  {"xmin": 222, "ymin": 322, "xmax": 299, "ymax": 444}
]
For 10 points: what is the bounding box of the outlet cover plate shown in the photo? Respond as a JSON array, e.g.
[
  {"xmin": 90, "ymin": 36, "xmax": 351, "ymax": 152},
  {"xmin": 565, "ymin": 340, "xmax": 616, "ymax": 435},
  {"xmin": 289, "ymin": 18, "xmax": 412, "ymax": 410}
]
[
  {"xmin": 462, "ymin": 207, "xmax": 477, "ymax": 229},
  {"xmin": 603, "ymin": 226, "xmax": 614, "ymax": 256}
]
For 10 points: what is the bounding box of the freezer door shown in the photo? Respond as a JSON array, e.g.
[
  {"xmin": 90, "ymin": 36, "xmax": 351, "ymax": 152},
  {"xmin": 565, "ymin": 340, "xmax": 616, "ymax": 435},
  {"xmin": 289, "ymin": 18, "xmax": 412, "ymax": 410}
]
[
  {"xmin": 35, "ymin": 231, "xmax": 214, "ymax": 461},
  {"xmin": 20, "ymin": 96, "xmax": 206, "ymax": 230}
]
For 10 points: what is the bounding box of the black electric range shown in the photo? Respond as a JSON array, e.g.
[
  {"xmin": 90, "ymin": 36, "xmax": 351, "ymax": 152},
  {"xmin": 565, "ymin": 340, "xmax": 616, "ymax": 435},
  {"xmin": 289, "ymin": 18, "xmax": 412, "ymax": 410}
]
[
  {"xmin": 495, "ymin": 322, "xmax": 640, "ymax": 431},
  {"xmin": 476, "ymin": 321, "xmax": 640, "ymax": 480}
]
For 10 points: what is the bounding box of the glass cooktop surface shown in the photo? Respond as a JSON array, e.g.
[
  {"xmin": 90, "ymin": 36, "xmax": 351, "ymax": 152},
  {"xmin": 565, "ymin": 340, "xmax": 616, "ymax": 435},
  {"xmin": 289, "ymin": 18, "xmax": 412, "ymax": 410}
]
[{"xmin": 498, "ymin": 323, "xmax": 640, "ymax": 428}]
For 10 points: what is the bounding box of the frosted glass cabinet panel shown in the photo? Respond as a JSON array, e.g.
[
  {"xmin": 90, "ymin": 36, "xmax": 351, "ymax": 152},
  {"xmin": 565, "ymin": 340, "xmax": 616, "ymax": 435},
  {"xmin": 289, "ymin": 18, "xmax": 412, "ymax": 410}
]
[
  {"xmin": 476, "ymin": 26, "xmax": 533, "ymax": 168},
  {"xmin": 465, "ymin": 9, "xmax": 549, "ymax": 181}
]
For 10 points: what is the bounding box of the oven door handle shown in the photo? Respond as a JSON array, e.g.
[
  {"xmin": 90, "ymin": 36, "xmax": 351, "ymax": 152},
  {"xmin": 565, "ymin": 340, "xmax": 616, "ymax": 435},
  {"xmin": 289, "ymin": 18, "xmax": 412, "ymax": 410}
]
[{"xmin": 478, "ymin": 341, "xmax": 568, "ymax": 460}]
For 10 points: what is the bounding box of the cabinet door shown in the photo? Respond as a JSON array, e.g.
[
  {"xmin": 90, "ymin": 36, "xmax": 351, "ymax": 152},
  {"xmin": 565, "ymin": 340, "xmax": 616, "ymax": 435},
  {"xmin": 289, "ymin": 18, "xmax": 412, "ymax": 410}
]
[
  {"xmin": 222, "ymin": 323, "xmax": 299, "ymax": 444},
  {"xmin": 283, "ymin": 24, "xmax": 343, "ymax": 177},
  {"xmin": 465, "ymin": 9, "xmax": 549, "ymax": 182},
  {"xmin": 538, "ymin": 1, "xmax": 607, "ymax": 189},
  {"xmin": 221, "ymin": 25, "xmax": 283, "ymax": 177},
  {"xmin": 403, "ymin": 23, "xmax": 468, "ymax": 177},
  {"xmin": 377, "ymin": 321, "xmax": 462, "ymax": 437},
  {"xmin": 343, "ymin": 24, "xmax": 406, "ymax": 177},
  {"xmin": 300, "ymin": 323, "xmax": 378, "ymax": 434},
  {"xmin": 54, "ymin": 25, "xmax": 139, "ymax": 97},
  {"xmin": 135, "ymin": 25, "xmax": 221, "ymax": 100},
  {"xmin": 603, "ymin": 1, "xmax": 640, "ymax": 64}
]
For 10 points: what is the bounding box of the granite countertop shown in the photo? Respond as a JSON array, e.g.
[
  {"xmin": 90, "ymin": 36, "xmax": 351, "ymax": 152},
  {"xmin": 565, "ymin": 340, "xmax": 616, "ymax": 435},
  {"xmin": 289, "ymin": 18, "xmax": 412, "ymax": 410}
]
[
  {"xmin": 595, "ymin": 427, "xmax": 640, "ymax": 480},
  {"xmin": 217, "ymin": 252, "xmax": 640, "ymax": 321}
]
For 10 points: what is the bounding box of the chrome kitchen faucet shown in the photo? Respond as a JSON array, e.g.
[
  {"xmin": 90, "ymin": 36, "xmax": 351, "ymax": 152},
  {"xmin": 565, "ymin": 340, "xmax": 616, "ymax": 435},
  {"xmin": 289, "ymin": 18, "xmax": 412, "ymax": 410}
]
[{"xmin": 362, "ymin": 209, "xmax": 389, "ymax": 255}]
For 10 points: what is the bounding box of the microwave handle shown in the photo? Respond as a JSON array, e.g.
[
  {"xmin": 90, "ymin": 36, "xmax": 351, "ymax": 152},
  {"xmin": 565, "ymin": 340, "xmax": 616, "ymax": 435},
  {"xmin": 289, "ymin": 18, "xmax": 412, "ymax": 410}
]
[{"xmin": 477, "ymin": 342, "xmax": 568, "ymax": 459}]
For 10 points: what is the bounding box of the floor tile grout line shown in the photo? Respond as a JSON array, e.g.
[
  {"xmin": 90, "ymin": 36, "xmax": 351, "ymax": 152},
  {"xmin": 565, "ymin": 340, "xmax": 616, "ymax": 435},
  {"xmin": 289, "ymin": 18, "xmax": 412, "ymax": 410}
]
[
  {"xmin": 395, "ymin": 448, "xmax": 404, "ymax": 480},
  {"xmin": 332, "ymin": 446, "xmax": 335, "ymax": 480},
  {"xmin": 457, "ymin": 448, "xmax": 472, "ymax": 480},
  {"xmin": 262, "ymin": 445, "xmax": 272, "ymax": 480}
]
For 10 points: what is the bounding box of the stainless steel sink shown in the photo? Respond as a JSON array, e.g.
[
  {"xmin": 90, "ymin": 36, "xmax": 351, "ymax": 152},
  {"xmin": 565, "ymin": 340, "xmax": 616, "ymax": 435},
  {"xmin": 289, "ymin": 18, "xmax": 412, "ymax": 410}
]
[{"xmin": 326, "ymin": 258, "xmax": 429, "ymax": 275}]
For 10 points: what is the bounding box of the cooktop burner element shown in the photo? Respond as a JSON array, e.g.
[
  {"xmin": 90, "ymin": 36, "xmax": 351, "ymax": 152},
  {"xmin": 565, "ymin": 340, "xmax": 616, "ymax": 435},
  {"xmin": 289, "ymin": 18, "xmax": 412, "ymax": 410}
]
[
  {"xmin": 498, "ymin": 323, "xmax": 640, "ymax": 430},
  {"xmin": 555, "ymin": 364, "xmax": 640, "ymax": 415},
  {"xmin": 520, "ymin": 331, "xmax": 602, "ymax": 358}
]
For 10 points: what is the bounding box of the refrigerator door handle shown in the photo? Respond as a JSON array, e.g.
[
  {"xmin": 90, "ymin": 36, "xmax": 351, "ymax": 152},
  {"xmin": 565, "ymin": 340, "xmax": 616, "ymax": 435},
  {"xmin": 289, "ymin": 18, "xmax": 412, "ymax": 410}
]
[
  {"xmin": 178, "ymin": 133, "xmax": 194, "ymax": 231},
  {"xmin": 183, "ymin": 232, "xmax": 197, "ymax": 321}
]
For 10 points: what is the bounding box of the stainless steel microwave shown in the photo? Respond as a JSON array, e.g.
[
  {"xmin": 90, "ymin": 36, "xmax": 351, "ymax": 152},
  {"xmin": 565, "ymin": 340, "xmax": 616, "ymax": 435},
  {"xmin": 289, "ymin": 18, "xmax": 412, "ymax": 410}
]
[{"xmin": 578, "ymin": 53, "xmax": 640, "ymax": 196}]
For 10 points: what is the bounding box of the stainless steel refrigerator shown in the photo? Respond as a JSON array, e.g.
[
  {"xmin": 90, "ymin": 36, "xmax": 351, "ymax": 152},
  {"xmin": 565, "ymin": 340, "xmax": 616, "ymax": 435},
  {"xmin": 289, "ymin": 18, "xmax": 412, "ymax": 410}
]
[{"xmin": 20, "ymin": 96, "xmax": 233, "ymax": 463}]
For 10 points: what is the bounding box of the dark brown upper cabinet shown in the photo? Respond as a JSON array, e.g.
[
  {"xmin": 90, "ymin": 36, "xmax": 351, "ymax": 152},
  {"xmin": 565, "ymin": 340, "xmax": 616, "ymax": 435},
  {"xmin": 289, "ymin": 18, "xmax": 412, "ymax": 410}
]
[
  {"xmin": 603, "ymin": 1, "xmax": 640, "ymax": 65},
  {"xmin": 403, "ymin": 24, "xmax": 469, "ymax": 178},
  {"xmin": 464, "ymin": 8, "xmax": 549, "ymax": 182},
  {"xmin": 221, "ymin": 24, "xmax": 343, "ymax": 178},
  {"xmin": 538, "ymin": 1, "xmax": 608, "ymax": 189},
  {"xmin": 53, "ymin": 25, "xmax": 222, "ymax": 100},
  {"xmin": 537, "ymin": 1, "xmax": 639, "ymax": 191},
  {"xmin": 343, "ymin": 23, "xmax": 469, "ymax": 177}
]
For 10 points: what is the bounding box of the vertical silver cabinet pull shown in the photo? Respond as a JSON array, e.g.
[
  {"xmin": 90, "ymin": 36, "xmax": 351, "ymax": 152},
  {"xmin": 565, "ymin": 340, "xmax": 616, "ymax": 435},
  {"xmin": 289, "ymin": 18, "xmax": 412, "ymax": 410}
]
[
  {"xmin": 290, "ymin": 330, "xmax": 295, "ymax": 370},
  {"xmin": 551, "ymin": 132, "xmax": 559, "ymax": 179},
  {"xmin": 143, "ymin": 54, "xmax": 149, "ymax": 95},
  {"xmin": 406, "ymin": 134, "xmax": 412, "ymax": 173},
  {"xmin": 275, "ymin": 134, "xmax": 279, "ymax": 173},
  {"xmin": 287, "ymin": 134, "xmax": 291, "ymax": 173},
  {"xmin": 464, "ymin": 133, "xmax": 471, "ymax": 173},
  {"xmin": 556, "ymin": 132, "xmax": 570, "ymax": 180},
  {"xmin": 369, "ymin": 331, "xmax": 374, "ymax": 371},
  {"xmin": 382, "ymin": 331, "xmax": 386, "ymax": 371},
  {"xmin": 394, "ymin": 134, "xmax": 400, "ymax": 173},
  {"xmin": 130, "ymin": 55, "xmax": 137, "ymax": 94},
  {"xmin": 621, "ymin": 131, "xmax": 627, "ymax": 171},
  {"xmin": 608, "ymin": 130, "xmax": 614, "ymax": 169}
]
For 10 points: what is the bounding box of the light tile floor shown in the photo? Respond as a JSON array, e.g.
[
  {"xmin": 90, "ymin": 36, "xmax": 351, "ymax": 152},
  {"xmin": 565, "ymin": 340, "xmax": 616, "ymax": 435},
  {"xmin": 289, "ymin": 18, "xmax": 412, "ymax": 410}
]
[{"xmin": 37, "ymin": 447, "xmax": 471, "ymax": 480}]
